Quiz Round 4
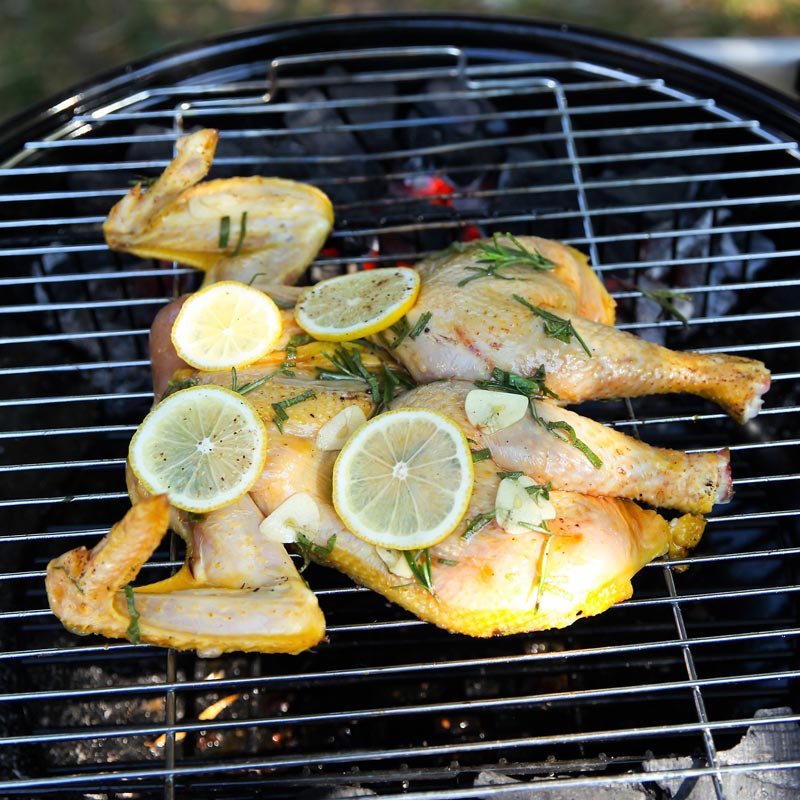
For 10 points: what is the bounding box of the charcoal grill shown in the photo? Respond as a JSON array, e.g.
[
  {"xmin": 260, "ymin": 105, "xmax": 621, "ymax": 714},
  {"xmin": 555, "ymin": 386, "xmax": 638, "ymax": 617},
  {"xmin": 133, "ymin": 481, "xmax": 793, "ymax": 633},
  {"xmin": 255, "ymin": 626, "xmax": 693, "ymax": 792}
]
[{"xmin": 0, "ymin": 13, "xmax": 799, "ymax": 800}]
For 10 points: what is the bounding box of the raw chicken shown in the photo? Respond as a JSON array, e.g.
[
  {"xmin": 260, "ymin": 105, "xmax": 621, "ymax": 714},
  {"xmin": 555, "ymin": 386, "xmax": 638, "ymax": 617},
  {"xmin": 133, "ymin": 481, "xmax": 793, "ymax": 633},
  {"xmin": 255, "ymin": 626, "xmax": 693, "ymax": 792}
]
[
  {"xmin": 103, "ymin": 128, "xmax": 334, "ymax": 290},
  {"xmin": 387, "ymin": 237, "xmax": 770, "ymax": 423},
  {"xmin": 47, "ymin": 316, "xmax": 713, "ymax": 647}
]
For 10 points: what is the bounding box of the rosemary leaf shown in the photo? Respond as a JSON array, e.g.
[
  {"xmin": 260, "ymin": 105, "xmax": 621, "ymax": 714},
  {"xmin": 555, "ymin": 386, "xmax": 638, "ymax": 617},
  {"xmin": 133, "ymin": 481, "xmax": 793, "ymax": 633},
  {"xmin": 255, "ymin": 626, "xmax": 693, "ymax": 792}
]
[
  {"xmin": 295, "ymin": 532, "xmax": 337, "ymax": 572},
  {"xmin": 409, "ymin": 311, "xmax": 432, "ymax": 339},
  {"xmin": 534, "ymin": 533, "xmax": 555, "ymax": 613},
  {"xmin": 231, "ymin": 211, "xmax": 248, "ymax": 256},
  {"xmin": 545, "ymin": 420, "xmax": 603, "ymax": 469},
  {"xmin": 513, "ymin": 294, "xmax": 592, "ymax": 356},
  {"xmin": 218, "ymin": 215, "xmax": 231, "ymax": 249},
  {"xmin": 124, "ymin": 585, "xmax": 141, "ymax": 644},
  {"xmin": 471, "ymin": 448, "xmax": 492, "ymax": 463},
  {"xmin": 403, "ymin": 549, "xmax": 434, "ymax": 594},
  {"xmin": 271, "ymin": 389, "xmax": 316, "ymax": 432},
  {"xmin": 640, "ymin": 287, "xmax": 691, "ymax": 326},
  {"xmin": 462, "ymin": 511, "xmax": 496, "ymax": 540}
]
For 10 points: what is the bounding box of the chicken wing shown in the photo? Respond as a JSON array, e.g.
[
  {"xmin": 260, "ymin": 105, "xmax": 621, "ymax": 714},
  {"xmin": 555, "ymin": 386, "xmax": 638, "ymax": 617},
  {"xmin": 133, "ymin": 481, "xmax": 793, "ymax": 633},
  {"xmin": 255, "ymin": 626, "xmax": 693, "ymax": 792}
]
[
  {"xmin": 387, "ymin": 236, "xmax": 770, "ymax": 423},
  {"xmin": 45, "ymin": 495, "xmax": 326, "ymax": 656},
  {"xmin": 103, "ymin": 128, "xmax": 334, "ymax": 290}
]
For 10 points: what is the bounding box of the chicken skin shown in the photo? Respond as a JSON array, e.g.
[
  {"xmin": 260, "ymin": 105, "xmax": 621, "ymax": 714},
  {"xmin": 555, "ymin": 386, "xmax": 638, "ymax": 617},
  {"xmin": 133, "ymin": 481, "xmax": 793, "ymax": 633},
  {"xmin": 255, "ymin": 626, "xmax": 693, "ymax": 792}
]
[
  {"xmin": 387, "ymin": 237, "xmax": 770, "ymax": 423},
  {"xmin": 103, "ymin": 128, "xmax": 333, "ymax": 290}
]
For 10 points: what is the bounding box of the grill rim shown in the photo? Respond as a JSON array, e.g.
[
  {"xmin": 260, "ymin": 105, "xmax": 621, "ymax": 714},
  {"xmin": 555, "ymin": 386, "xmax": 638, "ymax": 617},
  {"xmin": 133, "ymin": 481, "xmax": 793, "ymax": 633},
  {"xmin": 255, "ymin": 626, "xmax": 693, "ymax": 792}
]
[
  {"xmin": 0, "ymin": 13, "xmax": 799, "ymax": 799},
  {"xmin": 2, "ymin": 12, "xmax": 800, "ymax": 161}
]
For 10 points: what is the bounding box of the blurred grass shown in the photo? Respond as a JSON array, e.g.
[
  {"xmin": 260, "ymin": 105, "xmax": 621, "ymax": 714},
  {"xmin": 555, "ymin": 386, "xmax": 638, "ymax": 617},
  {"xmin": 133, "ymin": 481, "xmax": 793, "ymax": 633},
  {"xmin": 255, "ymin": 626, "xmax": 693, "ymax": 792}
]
[{"xmin": 1, "ymin": 0, "xmax": 798, "ymax": 124}]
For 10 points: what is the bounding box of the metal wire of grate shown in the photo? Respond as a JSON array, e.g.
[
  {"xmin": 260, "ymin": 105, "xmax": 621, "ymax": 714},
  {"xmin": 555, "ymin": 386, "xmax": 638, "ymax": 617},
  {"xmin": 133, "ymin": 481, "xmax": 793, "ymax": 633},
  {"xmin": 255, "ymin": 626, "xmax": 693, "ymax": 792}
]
[{"xmin": 0, "ymin": 26, "xmax": 798, "ymax": 800}]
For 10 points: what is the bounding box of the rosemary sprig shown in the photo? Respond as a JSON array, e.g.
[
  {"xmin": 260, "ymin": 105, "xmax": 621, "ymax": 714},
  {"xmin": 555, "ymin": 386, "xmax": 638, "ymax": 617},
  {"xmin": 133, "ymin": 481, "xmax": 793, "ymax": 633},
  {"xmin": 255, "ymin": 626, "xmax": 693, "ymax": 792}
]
[
  {"xmin": 295, "ymin": 532, "xmax": 336, "ymax": 573},
  {"xmin": 462, "ymin": 511, "xmax": 496, "ymax": 540},
  {"xmin": 534, "ymin": 533, "xmax": 555, "ymax": 613},
  {"xmin": 161, "ymin": 376, "xmax": 198, "ymax": 401},
  {"xmin": 317, "ymin": 344, "xmax": 414, "ymax": 408},
  {"xmin": 218, "ymin": 215, "xmax": 231, "ymax": 249},
  {"xmin": 124, "ymin": 585, "xmax": 141, "ymax": 644},
  {"xmin": 475, "ymin": 366, "xmax": 559, "ymax": 402},
  {"xmin": 458, "ymin": 233, "xmax": 555, "ymax": 286},
  {"xmin": 640, "ymin": 287, "xmax": 691, "ymax": 326},
  {"xmin": 231, "ymin": 211, "xmax": 248, "ymax": 256},
  {"xmin": 544, "ymin": 420, "xmax": 603, "ymax": 469},
  {"xmin": 409, "ymin": 311, "xmax": 432, "ymax": 339},
  {"xmin": 513, "ymin": 294, "xmax": 592, "ymax": 356},
  {"xmin": 377, "ymin": 316, "xmax": 411, "ymax": 350},
  {"xmin": 218, "ymin": 211, "xmax": 248, "ymax": 255},
  {"xmin": 271, "ymin": 389, "xmax": 316, "ymax": 432},
  {"xmin": 403, "ymin": 549, "xmax": 434, "ymax": 594}
]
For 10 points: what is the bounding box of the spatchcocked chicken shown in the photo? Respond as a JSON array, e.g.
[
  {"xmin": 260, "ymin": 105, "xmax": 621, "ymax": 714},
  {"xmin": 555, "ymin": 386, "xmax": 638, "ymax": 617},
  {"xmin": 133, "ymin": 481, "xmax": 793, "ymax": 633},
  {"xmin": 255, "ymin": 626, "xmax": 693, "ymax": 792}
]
[{"xmin": 46, "ymin": 128, "xmax": 770, "ymax": 654}]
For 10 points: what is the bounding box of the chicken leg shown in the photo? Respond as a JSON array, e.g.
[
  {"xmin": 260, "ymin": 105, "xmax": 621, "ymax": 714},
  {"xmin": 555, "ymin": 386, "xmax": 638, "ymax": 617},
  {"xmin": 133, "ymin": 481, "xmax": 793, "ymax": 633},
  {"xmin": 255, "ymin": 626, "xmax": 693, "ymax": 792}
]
[{"xmin": 387, "ymin": 236, "xmax": 770, "ymax": 423}]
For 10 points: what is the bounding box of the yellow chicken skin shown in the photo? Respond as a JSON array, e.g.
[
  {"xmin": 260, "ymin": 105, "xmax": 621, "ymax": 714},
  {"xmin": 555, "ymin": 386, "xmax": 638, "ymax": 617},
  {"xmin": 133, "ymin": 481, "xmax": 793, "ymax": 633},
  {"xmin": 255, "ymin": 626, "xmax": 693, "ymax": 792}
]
[
  {"xmin": 103, "ymin": 128, "xmax": 334, "ymax": 290},
  {"xmin": 46, "ymin": 493, "xmax": 326, "ymax": 656},
  {"xmin": 388, "ymin": 236, "xmax": 770, "ymax": 423},
  {"xmin": 254, "ymin": 432, "xmax": 704, "ymax": 637}
]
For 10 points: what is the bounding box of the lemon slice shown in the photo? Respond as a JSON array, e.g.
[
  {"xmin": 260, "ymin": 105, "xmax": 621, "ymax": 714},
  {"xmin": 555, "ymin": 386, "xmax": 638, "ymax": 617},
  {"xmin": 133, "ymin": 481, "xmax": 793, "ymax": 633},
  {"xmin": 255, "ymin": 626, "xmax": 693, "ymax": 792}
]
[
  {"xmin": 129, "ymin": 384, "xmax": 268, "ymax": 513},
  {"xmin": 295, "ymin": 267, "xmax": 420, "ymax": 342},
  {"xmin": 332, "ymin": 408, "xmax": 474, "ymax": 550},
  {"xmin": 171, "ymin": 280, "xmax": 283, "ymax": 370}
]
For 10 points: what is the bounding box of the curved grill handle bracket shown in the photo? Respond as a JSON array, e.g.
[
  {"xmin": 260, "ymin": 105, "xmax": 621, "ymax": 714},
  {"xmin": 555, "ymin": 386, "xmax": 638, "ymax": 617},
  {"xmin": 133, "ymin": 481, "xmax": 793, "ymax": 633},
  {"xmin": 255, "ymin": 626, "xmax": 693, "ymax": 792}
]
[{"xmin": 263, "ymin": 46, "xmax": 468, "ymax": 101}]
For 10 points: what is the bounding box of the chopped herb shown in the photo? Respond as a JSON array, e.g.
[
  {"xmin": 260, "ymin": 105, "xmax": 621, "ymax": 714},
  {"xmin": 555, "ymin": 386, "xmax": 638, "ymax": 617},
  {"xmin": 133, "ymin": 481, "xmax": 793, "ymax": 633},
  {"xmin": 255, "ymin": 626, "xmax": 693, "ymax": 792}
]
[
  {"xmin": 161, "ymin": 376, "xmax": 198, "ymax": 401},
  {"xmin": 317, "ymin": 344, "xmax": 414, "ymax": 408},
  {"xmin": 124, "ymin": 585, "xmax": 141, "ymax": 644},
  {"xmin": 218, "ymin": 215, "xmax": 231, "ymax": 249},
  {"xmin": 187, "ymin": 511, "xmax": 206, "ymax": 524},
  {"xmin": 640, "ymin": 287, "xmax": 691, "ymax": 326},
  {"xmin": 230, "ymin": 367, "xmax": 239, "ymax": 393},
  {"xmin": 459, "ymin": 232, "xmax": 555, "ymax": 286},
  {"xmin": 409, "ymin": 311, "xmax": 432, "ymax": 339},
  {"xmin": 437, "ymin": 558, "xmax": 459, "ymax": 567},
  {"xmin": 271, "ymin": 389, "xmax": 316, "ymax": 432},
  {"xmin": 534, "ymin": 533, "xmax": 555, "ymax": 613},
  {"xmin": 403, "ymin": 549, "xmax": 434, "ymax": 594},
  {"xmin": 231, "ymin": 211, "xmax": 248, "ymax": 256},
  {"xmin": 525, "ymin": 481, "xmax": 552, "ymax": 504},
  {"xmin": 496, "ymin": 470, "xmax": 524, "ymax": 480},
  {"xmin": 462, "ymin": 511, "xmax": 496, "ymax": 540},
  {"xmin": 475, "ymin": 366, "xmax": 559, "ymax": 402},
  {"xmin": 544, "ymin": 420, "xmax": 603, "ymax": 469},
  {"xmin": 377, "ymin": 316, "xmax": 411, "ymax": 350},
  {"xmin": 52, "ymin": 565, "xmax": 84, "ymax": 594},
  {"xmin": 295, "ymin": 532, "xmax": 336, "ymax": 572},
  {"xmin": 513, "ymin": 294, "xmax": 592, "ymax": 356},
  {"xmin": 471, "ymin": 448, "xmax": 492, "ymax": 463}
]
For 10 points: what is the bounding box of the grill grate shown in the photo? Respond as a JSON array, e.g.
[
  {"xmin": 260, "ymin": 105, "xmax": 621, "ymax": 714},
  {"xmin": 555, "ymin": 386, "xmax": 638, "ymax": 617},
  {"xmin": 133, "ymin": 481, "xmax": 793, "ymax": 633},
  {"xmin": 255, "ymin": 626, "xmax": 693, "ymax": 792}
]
[{"xmin": 0, "ymin": 18, "xmax": 799, "ymax": 799}]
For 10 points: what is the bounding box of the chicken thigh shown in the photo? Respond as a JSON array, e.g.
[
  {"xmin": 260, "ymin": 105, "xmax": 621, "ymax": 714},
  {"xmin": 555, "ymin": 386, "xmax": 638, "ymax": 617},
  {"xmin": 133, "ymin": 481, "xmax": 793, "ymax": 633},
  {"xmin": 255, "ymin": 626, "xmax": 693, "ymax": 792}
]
[{"xmin": 387, "ymin": 237, "xmax": 770, "ymax": 423}]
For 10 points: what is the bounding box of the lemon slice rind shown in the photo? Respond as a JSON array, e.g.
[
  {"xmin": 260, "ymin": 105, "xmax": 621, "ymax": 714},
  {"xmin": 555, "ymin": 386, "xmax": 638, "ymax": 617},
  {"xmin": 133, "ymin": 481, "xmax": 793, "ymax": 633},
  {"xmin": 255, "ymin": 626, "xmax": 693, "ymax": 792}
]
[
  {"xmin": 332, "ymin": 408, "xmax": 474, "ymax": 550},
  {"xmin": 129, "ymin": 384, "xmax": 268, "ymax": 513},
  {"xmin": 295, "ymin": 267, "xmax": 420, "ymax": 342},
  {"xmin": 171, "ymin": 280, "xmax": 283, "ymax": 370}
]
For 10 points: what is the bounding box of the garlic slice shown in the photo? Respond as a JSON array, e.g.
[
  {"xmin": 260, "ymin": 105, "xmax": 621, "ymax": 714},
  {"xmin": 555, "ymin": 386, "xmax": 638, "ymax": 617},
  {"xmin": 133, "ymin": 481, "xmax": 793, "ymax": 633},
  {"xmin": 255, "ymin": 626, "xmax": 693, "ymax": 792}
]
[
  {"xmin": 465, "ymin": 389, "xmax": 528, "ymax": 434},
  {"xmin": 316, "ymin": 405, "xmax": 368, "ymax": 451},
  {"xmin": 260, "ymin": 492, "xmax": 320, "ymax": 543},
  {"xmin": 376, "ymin": 547, "xmax": 415, "ymax": 579},
  {"xmin": 495, "ymin": 476, "xmax": 556, "ymax": 535}
]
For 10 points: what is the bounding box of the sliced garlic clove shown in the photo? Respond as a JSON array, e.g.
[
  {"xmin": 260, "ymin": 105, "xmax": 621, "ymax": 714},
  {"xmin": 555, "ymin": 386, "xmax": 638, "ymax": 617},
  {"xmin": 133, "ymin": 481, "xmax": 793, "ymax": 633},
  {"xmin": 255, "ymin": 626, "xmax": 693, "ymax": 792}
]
[
  {"xmin": 316, "ymin": 405, "xmax": 368, "ymax": 451},
  {"xmin": 376, "ymin": 547, "xmax": 415, "ymax": 579},
  {"xmin": 495, "ymin": 475, "xmax": 555, "ymax": 535},
  {"xmin": 464, "ymin": 389, "xmax": 529, "ymax": 434},
  {"xmin": 260, "ymin": 492, "xmax": 320, "ymax": 543}
]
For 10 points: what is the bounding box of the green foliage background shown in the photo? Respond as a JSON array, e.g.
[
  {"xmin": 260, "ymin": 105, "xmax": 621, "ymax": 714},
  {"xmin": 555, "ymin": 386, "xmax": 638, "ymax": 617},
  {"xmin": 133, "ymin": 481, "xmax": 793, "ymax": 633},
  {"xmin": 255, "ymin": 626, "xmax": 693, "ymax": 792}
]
[{"xmin": 1, "ymin": 0, "xmax": 798, "ymax": 124}]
